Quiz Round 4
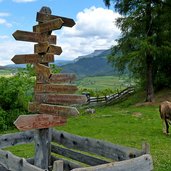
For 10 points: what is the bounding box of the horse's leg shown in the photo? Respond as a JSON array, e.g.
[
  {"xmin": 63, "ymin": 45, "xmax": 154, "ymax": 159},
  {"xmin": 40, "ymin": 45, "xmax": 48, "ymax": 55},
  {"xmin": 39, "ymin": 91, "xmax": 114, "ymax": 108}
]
[
  {"xmin": 162, "ymin": 119, "xmax": 167, "ymax": 134},
  {"xmin": 165, "ymin": 119, "xmax": 169, "ymax": 134}
]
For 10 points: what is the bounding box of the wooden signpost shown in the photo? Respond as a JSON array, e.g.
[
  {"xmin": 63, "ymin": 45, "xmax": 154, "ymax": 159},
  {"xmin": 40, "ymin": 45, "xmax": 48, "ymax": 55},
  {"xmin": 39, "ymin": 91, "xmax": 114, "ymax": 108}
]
[{"xmin": 11, "ymin": 6, "xmax": 87, "ymax": 170}]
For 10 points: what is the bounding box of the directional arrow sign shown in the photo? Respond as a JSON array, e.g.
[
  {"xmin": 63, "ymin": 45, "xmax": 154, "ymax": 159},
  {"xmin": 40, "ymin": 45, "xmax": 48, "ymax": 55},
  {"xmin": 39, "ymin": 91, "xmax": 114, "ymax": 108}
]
[
  {"xmin": 35, "ymin": 63, "xmax": 51, "ymax": 79},
  {"xmin": 35, "ymin": 84, "xmax": 78, "ymax": 93},
  {"xmin": 34, "ymin": 43, "xmax": 62, "ymax": 55},
  {"xmin": 14, "ymin": 114, "xmax": 66, "ymax": 131},
  {"xmin": 36, "ymin": 12, "xmax": 75, "ymax": 27},
  {"xmin": 13, "ymin": 30, "xmax": 56, "ymax": 44},
  {"xmin": 35, "ymin": 94, "xmax": 87, "ymax": 105},
  {"xmin": 11, "ymin": 53, "xmax": 54, "ymax": 64},
  {"xmin": 33, "ymin": 18, "xmax": 64, "ymax": 33},
  {"xmin": 28, "ymin": 102, "xmax": 79, "ymax": 116},
  {"xmin": 37, "ymin": 73, "xmax": 76, "ymax": 84}
]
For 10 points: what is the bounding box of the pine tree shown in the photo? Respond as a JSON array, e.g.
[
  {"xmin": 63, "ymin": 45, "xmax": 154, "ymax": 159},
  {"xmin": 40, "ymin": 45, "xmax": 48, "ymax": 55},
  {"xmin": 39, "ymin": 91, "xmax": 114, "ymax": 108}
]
[{"xmin": 104, "ymin": 0, "xmax": 171, "ymax": 102}]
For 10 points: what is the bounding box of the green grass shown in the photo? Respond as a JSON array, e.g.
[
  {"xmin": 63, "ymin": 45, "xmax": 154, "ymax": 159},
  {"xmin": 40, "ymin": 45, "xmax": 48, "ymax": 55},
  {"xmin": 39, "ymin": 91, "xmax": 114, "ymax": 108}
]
[
  {"xmin": 76, "ymin": 75, "xmax": 134, "ymax": 91},
  {"xmin": 2, "ymin": 90, "xmax": 171, "ymax": 171}
]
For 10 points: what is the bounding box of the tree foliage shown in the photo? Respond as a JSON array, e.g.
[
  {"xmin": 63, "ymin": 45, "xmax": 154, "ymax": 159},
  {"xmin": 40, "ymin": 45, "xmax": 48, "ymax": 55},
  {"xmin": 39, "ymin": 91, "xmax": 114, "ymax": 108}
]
[{"xmin": 104, "ymin": 0, "xmax": 171, "ymax": 101}]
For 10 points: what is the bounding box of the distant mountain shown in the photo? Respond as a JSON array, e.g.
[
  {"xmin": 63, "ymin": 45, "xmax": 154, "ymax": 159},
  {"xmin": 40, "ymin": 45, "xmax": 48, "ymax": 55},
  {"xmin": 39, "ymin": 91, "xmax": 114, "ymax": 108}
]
[{"xmin": 61, "ymin": 49, "xmax": 116, "ymax": 78}]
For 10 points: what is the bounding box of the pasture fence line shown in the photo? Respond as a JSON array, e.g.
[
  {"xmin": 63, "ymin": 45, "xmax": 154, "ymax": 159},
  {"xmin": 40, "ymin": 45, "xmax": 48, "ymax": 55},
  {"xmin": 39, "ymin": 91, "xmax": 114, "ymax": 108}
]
[
  {"xmin": 0, "ymin": 129, "xmax": 153, "ymax": 171},
  {"xmin": 86, "ymin": 86, "xmax": 135, "ymax": 105}
]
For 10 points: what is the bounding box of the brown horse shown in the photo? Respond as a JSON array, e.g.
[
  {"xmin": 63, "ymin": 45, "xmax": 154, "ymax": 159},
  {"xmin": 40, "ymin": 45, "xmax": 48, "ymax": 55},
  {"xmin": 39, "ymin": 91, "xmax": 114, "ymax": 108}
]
[{"xmin": 159, "ymin": 101, "xmax": 171, "ymax": 134}]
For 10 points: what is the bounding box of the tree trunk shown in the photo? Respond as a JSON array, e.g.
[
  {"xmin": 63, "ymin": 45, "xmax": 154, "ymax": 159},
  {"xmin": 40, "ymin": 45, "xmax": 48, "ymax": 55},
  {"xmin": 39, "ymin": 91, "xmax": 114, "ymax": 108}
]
[{"xmin": 145, "ymin": 0, "xmax": 155, "ymax": 102}]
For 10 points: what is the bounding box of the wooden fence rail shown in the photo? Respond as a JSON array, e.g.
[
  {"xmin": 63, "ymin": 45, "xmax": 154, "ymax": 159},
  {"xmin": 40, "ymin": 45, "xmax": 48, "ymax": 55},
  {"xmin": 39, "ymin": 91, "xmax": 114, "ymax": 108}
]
[
  {"xmin": 0, "ymin": 129, "xmax": 153, "ymax": 171},
  {"xmin": 86, "ymin": 87, "xmax": 135, "ymax": 105}
]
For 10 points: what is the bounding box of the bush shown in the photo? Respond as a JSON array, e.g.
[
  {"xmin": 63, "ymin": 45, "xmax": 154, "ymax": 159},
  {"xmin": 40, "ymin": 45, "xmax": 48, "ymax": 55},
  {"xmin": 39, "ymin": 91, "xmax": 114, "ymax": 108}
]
[{"xmin": 0, "ymin": 74, "xmax": 34, "ymax": 130}]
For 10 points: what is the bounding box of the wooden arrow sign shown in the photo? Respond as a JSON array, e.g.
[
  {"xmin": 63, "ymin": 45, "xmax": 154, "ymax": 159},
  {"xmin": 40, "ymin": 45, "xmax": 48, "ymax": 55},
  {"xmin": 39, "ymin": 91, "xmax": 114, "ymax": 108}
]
[
  {"xmin": 14, "ymin": 114, "xmax": 66, "ymax": 131},
  {"xmin": 33, "ymin": 18, "xmax": 64, "ymax": 33},
  {"xmin": 34, "ymin": 43, "xmax": 62, "ymax": 55},
  {"xmin": 35, "ymin": 63, "xmax": 51, "ymax": 79},
  {"xmin": 13, "ymin": 30, "xmax": 56, "ymax": 44},
  {"xmin": 11, "ymin": 53, "xmax": 54, "ymax": 64},
  {"xmin": 36, "ymin": 12, "xmax": 75, "ymax": 27},
  {"xmin": 28, "ymin": 102, "xmax": 79, "ymax": 116},
  {"xmin": 35, "ymin": 84, "xmax": 78, "ymax": 93},
  {"xmin": 37, "ymin": 73, "xmax": 76, "ymax": 84},
  {"xmin": 35, "ymin": 94, "xmax": 87, "ymax": 105}
]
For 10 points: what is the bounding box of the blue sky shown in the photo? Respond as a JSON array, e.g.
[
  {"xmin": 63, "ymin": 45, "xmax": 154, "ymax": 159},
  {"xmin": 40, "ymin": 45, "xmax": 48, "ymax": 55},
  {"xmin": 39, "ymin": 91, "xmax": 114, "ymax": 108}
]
[{"xmin": 0, "ymin": 0, "xmax": 120, "ymax": 66}]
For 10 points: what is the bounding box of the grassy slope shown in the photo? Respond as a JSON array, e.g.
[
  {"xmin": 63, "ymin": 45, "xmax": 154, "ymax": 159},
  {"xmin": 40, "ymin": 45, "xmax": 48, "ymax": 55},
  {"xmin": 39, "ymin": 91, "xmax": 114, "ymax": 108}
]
[{"xmin": 2, "ymin": 77, "xmax": 171, "ymax": 171}]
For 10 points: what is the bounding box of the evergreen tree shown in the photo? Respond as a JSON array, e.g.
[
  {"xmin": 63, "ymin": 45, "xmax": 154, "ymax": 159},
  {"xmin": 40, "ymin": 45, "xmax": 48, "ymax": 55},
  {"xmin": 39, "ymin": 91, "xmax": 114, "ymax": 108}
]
[{"xmin": 104, "ymin": 0, "xmax": 171, "ymax": 102}]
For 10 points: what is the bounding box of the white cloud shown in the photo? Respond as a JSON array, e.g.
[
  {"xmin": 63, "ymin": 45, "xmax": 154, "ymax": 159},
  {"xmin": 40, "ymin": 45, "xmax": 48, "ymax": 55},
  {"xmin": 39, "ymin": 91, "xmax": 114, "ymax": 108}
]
[
  {"xmin": 0, "ymin": 18, "xmax": 12, "ymax": 27},
  {"xmin": 12, "ymin": 0, "xmax": 36, "ymax": 2},
  {"xmin": 0, "ymin": 40, "xmax": 33, "ymax": 66},
  {"xmin": 0, "ymin": 35, "xmax": 9, "ymax": 39},
  {"xmin": 56, "ymin": 6, "xmax": 121, "ymax": 60},
  {"xmin": 0, "ymin": 6, "xmax": 121, "ymax": 66}
]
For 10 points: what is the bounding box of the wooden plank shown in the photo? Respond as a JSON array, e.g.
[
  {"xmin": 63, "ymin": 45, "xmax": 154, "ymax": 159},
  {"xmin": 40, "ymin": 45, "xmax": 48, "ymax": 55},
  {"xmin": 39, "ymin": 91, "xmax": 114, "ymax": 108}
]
[
  {"xmin": 34, "ymin": 43, "xmax": 62, "ymax": 55},
  {"xmin": 33, "ymin": 18, "xmax": 64, "ymax": 33},
  {"xmin": 34, "ymin": 41, "xmax": 49, "ymax": 54},
  {"xmin": 28, "ymin": 103, "xmax": 79, "ymax": 116},
  {"xmin": 13, "ymin": 30, "xmax": 56, "ymax": 44},
  {"xmin": 0, "ymin": 131, "xmax": 34, "ymax": 148},
  {"xmin": 14, "ymin": 114, "xmax": 67, "ymax": 131},
  {"xmin": 35, "ymin": 94, "xmax": 87, "ymax": 105},
  {"xmin": 71, "ymin": 154, "xmax": 153, "ymax": 171},
  {"xmin": 51, "ymin": 156, "xmax": 81, "ymax": 171},
  {"xmin": 51, "ymin": 144, "xmax": 108, "ymax": 166},
  {"xmin": 34, "ymin": 84, "xmax": 78, "ymax": 93},
  {"xmin": 49, "ymin": 45, "xmax": 62, "ymax": 55},
  {"xmin": 36, "ymin": 12, "xmax": 75, "ymax": 27},
  {"xmin": 11, "ymin": 53, "xmax": 54, "ymax": 64},
  {"xmin": 52, "ymin": 160, "xmax": 63, "ymax": 171},
  {"xmin": 0, "ymin": 149, "xmax": 44, "ymax": 171},
  {"xmin": 35, "ymin": 63, "xmax": 51, "ymax": 79},
  {"xmin": 36, "ymin": 73, "xmax": 76, "ymax": 84},
  {"xmin": 52, "ymin": 130, "xmax": 143, "ymax": 161},
  {"xmin": 34, "ymin": 128, "xmax": 52, "ymax": 170}
]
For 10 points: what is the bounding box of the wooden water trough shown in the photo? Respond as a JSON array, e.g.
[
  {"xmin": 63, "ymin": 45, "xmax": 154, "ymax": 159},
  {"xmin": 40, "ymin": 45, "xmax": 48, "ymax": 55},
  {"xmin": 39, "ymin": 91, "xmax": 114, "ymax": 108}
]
[{"xmin": 0, "ymin": 129, "xmax": 153, "ymax": 171}]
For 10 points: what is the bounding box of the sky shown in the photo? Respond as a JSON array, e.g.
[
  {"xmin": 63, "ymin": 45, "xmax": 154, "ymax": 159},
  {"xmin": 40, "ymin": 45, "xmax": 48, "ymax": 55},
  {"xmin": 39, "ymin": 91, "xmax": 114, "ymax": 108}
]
[{"xmin": 0, "ymin": 0, "xmax": 120, "ymax": 66}]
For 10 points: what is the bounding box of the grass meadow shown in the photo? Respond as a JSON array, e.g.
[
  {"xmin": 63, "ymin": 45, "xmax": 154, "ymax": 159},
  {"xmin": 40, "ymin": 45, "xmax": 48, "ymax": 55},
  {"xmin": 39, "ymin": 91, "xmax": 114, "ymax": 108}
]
[{"xmin": 1, "ymin": 75, "xmax": 171, "ymax": 171}]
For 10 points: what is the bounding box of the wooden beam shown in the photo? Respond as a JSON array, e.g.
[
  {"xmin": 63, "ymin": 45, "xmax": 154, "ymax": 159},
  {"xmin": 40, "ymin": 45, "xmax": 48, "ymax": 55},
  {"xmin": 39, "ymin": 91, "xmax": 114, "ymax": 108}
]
[
  {"xmin": 14, "ymin": 114, "xmax": 67, "ymax": 131},
  {"xmin": 34, "ymin": 84, "xmax": 78, "ymax": 93},
  {"xmin": 52, "ymin": 129, "xmax": 143, "ymax": 161},
  {"xmin": 0, "ymin": 149, "xmax": 44, "ymax": 171},
  {"xmin": 13, "ymin": 30, "xmax": 56, "ymax": 44},
  {"xmin": 36, "ymin": 12, "xmax": 75, "ymax": 27},
  {"xmin": 28, "ymin": 103, "xmax": 79, "ymax": 116},
  {"xmin": 52, "ymin": 160, "xmax": 63, "ymax": 171},
  {"xmin": 11, "ymin": 53, "xmax": 54, "ymax": 64},
  {"xmin": 33, "ymin": 18, "xmax": 64, "ymax": 33},
  {"xmin": 51, "ymin": 156, "xmax": 81, "ymax": 171},
  {"xmin": 71, "ymin": 154, "xmax": 153, "ymax": 171},
  {"xmin": 0, "ymin": 131, "xmax": 34, "ymax": 148},
  {"xmin": 35, "ymin": 94, "xmax": 87, "ymax": 105},
  {"xmin": 51, "ymin": 144, "xmax": 108, "ymax": 166}
]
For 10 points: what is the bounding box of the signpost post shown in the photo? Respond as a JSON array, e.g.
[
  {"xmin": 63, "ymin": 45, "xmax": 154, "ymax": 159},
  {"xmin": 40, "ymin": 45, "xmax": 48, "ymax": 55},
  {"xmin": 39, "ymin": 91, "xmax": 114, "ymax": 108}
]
[{"xmin": 12, "ymin": 6, "xmax": 87, "ymax": 170}]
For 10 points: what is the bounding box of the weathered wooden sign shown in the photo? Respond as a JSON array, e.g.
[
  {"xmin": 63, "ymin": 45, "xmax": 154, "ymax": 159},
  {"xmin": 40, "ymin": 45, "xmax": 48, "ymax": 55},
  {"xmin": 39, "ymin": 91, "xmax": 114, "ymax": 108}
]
[
  {"xmin": 35, "ymin": 84, "xmax": 78, "ymax": 93},
  {"xmin": 36, "ymin": 12, "xmax": 75, "ymax": 27},
  {"xmin": 13, "ymin": 30, "xmax": 56, "ymax": 44},
  {"xmin": 28, "ymin": 102, "xmax": 79, "ymax": 116},
  {"xmin": 34, "ymin": 43, "xmax": 62, "ymax": 55},
  {"xmin": 11, "ymin": 53, "xmax": 54, "ymax": 64},
  {"xmin": 37, "ymin": 73, "xmax": 76, "ymax": 84},
  {"xmin": 14, "ymin": 114, "xmax": 66, "ymax": 131},
  {"xmin": 33, "ymin": 18, "xmax": 64, "ymax": 33},
  {"xmin": 35, "ymin": 63, "xmax": 51, "ymax": 79},
  {"xmin": 35, "ymin": 94, "xmax": 87, "ymax": 105}
]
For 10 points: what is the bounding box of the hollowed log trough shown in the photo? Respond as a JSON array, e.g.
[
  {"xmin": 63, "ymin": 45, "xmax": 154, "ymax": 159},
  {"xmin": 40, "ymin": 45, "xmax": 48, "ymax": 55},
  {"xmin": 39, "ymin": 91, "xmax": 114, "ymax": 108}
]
[{"xmin": 0, "ymin": 129, "xmax": 153, "ymax": 171}]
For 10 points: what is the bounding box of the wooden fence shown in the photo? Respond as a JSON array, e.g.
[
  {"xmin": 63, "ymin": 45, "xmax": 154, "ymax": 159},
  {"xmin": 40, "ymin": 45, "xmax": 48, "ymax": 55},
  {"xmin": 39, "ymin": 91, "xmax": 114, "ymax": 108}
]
[
  {"xmin": 86, "ymin": 87, "xmax": 135, "ymax": 105},
  {"xmin": 0, "ymin": 129, "xmax": 153, "ymax": 171}
]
